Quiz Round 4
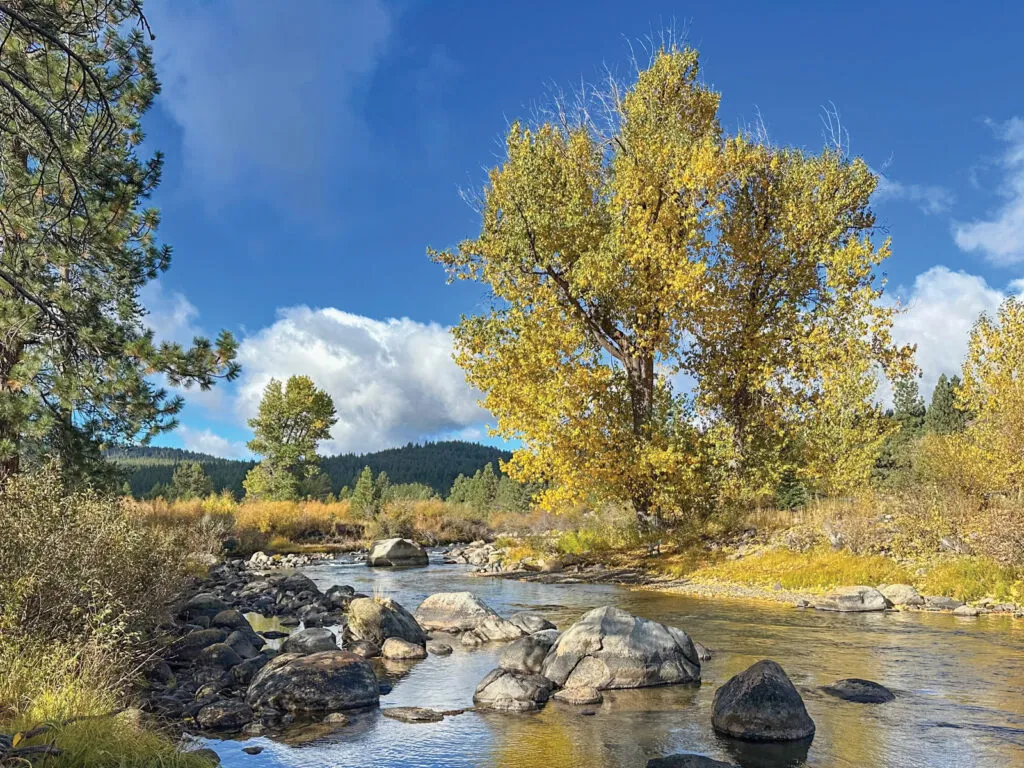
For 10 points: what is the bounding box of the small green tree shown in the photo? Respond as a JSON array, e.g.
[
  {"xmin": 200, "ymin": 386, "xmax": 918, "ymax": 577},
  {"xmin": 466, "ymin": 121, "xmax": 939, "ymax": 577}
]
[
  {"xmin": 893, "ymin": 376, "xmax": 927, "ymax": 436},
  {"xmin": 351, "ymin": 465, "xmax": 387, "ymax": 518},
  {"xmin": 925, "ymin": 374, "xmax": 967, "ymax": 435},
  {"xmin": 170, "ymin": 461, "xmax": 213, "ymax": 500},
  {"xmin": 243, "ymin": 376, "xmax": 337, "ymax": 500},
  {"xmin": 774, "ymin": 468, "xmax": 809, "ymax": 510}
]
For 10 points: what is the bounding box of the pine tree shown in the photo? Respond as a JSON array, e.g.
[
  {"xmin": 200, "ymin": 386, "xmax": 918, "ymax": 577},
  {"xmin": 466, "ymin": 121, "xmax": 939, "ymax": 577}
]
[
  {"xmin": 893, "ymin": 376, "xmax": 927, "ymax": 435},
  {"xmin": 0, "ymin": 2, "xmax": 239, "ymax": 483},
  {"xmin": 350, "ymin": 466, "xmax": 378, "ymax": 518},
  {"xmin": 926, "ymin": 374, "xmax": 967, "ymax": 435},
  {"xmin": 170, "ymin": 461, "xmax": 213, "ymax": 500}
]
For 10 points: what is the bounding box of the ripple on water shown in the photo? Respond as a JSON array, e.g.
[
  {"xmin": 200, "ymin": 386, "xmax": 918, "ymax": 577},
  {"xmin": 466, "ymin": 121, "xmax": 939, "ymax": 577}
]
[{"xmin": 203, "ymin": 560, "xmax": 1024, "ymax": 768}]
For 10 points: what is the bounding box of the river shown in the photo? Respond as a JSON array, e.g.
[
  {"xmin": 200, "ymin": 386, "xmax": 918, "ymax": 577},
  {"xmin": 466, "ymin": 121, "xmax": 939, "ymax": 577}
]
[{"xmin": 203, "ymin": 556, "xmax": 1024, "ymax": 768}]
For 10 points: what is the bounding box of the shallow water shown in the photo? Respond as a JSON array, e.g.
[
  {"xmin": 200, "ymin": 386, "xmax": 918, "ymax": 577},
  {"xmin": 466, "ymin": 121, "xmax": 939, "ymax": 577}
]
[{"xmin": 205, "ymin": 558, "xmax": 1024, "ymax": 768}]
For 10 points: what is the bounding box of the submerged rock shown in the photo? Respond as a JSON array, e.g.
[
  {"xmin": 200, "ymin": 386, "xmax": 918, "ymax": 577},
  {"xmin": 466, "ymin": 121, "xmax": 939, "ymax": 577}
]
[
  {"xmin": 346, "ymin": 597, "xmax": 426, "ymax": 647},
  {"xmin": 541, "ymin": 606, "xmax": 700, "ymax": 690},
  {"xmin": 382, "ymin": 706, "xmax": 445, "ymax": 723},
  {"xmin": 953, "ymin": 605, "xmax": 981, "ymax": 617},
  {"xmin": 426, "ymin": 641, "xmax": 453, "ymax": 656},
  {"xmin": 367, "ymin": 538, "xmax": 428, "ymax": 567},
  {"xmin": 245, "ymin": 651, "xmax": 379, "ymax": 716},
  {"xmin": 925, "ymin": 595, "xmax": 964, "ymax": 611},
  {"xmin": 711, "ymin": 660, "xmax": 815, "ymax": 742},
  {"xmin": 814, "ymin": 586, "xmax": 889, "ymax": 612},
  {"xmin": 346, "ymin": 639, "xmax": 381, "ymax": 658},
  {"xmin": 647, "ymin": 756, "xmax": 737, "ymax": 768},
  {"xmin": 551, "ymin": 686, "xmax": 602, "ymax": 705},
  {"xmin": 821, "ymin": 678, "xmax": 895, "ymax": 703},
  {"xmin": 473, "ymin": 668, "xmax": 554, "ymax": 712}
]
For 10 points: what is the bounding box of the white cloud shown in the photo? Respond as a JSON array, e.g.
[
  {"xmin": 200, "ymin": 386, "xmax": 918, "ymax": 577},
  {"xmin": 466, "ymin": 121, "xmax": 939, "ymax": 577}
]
[
  {"xmin": 139, "ymin": 280, "xmax": 200, "ymax": 344},
  {"xmin": 177, "ymin": 426, "xmax": 250, "ymax": 460},
  {"xmin": 235, "ymin": 307, "xmax": 487, "ymax": 454},
  {"xmin": 873, "ymin": 175, "xmax": 954, "ymax": 215},
  {"xmin": 147, "ymin": 0, "xmax": 391, "ymax": 205},
  {"xmin": 888, "ymin": 266, "xmax": 1008, "ymax": 400},
  {"xmin": 954, "ymin": 117, "xmax": 1024, "ymax": 264}
]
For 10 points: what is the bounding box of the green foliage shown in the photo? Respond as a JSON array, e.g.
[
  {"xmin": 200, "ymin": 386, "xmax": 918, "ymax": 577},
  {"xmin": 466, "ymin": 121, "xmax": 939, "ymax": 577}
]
[
  {"xmin": 170, "ymin": 462, "xmax": 213, "ymax": 501},
  {"xmin": 893, "ymin": 376, "xmax": 927, "ymax": 435},
  {"xmin": 449, "ymin": 462, "xmax": 537, "ymax": 513},
  {"xmin": 113, "ymin": 441, "xmax": 512, "ymax": 499},
  {"xmin": 350, "ymin": 465, "xmax": 388, "ymax": 518},
  {"xmin": 243, "ymin": 376, "xmax": 337, "ymax": 501},
  {"xmin": 926, "ymin": 374, "xmax": 967, "ymax": 435},
  {"xmin": 386, "ymin": 482, "xmax": 438, "ymax": 501},
  {"xmin": 918, "ymin": 557, "xmax": 1022, "ymax": 603},
  {"xmin": 775, "ymin": 469, "xmax": 810, "ymax": 510},
  {"xmin": 0, "ymin": 1, "xmax": 239, "ymax": 482}
]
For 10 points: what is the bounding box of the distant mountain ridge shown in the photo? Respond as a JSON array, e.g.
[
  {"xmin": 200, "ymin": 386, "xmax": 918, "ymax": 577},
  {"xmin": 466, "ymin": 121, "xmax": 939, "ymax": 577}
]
[{"xmin": 109, "ymin": 441, "xmax": 513, "ymax": 498}]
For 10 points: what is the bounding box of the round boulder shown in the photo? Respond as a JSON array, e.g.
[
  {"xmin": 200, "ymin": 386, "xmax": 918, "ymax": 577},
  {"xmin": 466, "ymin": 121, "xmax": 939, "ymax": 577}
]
[
  {"xmin": 426, "ymin": 641, "xmax": 453, "ymax": 656},
  {"xmin": 821, "ymin": 678, "xmax": 895, "ymax": 703},
  {"xmin": 196, "ymin": 700, "xmax": 253, "ymax": 732},
  {"xmin": 473, "ymin": 668, "xmax": 554, "ymax": 712},
  {"xmin": 541, "ymin": 606, "xmax": 700, "ymax": 690},
  {"xmin": 814, "ymin": 586, "xmax": 889, "ymax": 612},
  {"xmin": 508, "ymin": 611, "xmax": 556, "ymax": 634},
  {"xmin": 711, "ymin": 659, "xmax": 815, "ymax": 742},
  {"xmin": 366, "ymin": 538, "xmax": 428, "ymax": 567},
  {"xmin": 499, "ymin": 629, "xmax": 559, "ymax": 675},
  {"xmin": 415, "ymin": 592, "xmax": 500, "ymax": 632},
  {"xmin": 245, "ymin": 651, "xmax": 380, "ymax": 715},
  {"xmin": 879, "ymin": 583, "xmax": 924, "ymax": 607},
  {"xmin": 283, "ymin": 627, "xmax": 339, "ymax": 655},
  {"xmin": 382, "ymin": 637, "xmax": 427, "ymax": 660},
  {"xmin": 347, "ymin": 597, "xmax": 426, "ymax": 647}
]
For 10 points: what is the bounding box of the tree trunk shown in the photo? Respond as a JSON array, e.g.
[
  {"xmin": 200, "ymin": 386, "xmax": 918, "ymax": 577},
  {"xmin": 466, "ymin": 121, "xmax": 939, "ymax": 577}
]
[
  {"xmin": 625, "ymin": 353, "xmax": 659, "ymax": 530},
  {"xmin": 0, "ymin": 340, "xmax": 23, "ymax": 483}
]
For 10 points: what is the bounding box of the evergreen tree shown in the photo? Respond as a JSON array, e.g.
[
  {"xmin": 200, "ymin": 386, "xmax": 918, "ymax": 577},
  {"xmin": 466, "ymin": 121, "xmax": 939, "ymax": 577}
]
[
  {"xmin": 0, "ymin": 2, "xmax": 239, "ymax": 483},
  {"xmin": 775, "ymin": 468, "xmax": 809, "ymax": 510},
  {"xmin": 170, "ymin": 461, "xmax": 213, "ymax": 500},
  {"xmin": 926, "ymin": 374, "xmax": 967, "ymax": 435},
  {"xmin": 243, "ymin": 376, "xmax": 336, "ymax": 500},
  {"xmin": 297, "ymin": 470, "xmax": 332, "ymax": 501},
  {"xmin": 893, "ymin": 376, "xmax": 927, "ymax": 435},
  {"xmin": 351, "ymin": 465, "xmax": 384, "ymax": 518}
]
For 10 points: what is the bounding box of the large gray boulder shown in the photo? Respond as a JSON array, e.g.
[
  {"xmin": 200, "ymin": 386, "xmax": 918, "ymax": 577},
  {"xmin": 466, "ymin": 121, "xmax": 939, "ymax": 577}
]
[
  {"xmin": 179, "ymin": 593, "xmax": 228, "ymax": 621},
  {"xmin": 415, "ymin": 592, "xmax": 499, "ymax": 632},
  {"xmin": 540, "ymin": 607, "xmax": 700, "ymax": 690},
  {"xmin": 347, "ymin": 597, "xmax": 426, "ymax": 647},
  {"xmin": 711, "ymin": 660, "xmax": 815, "ymax": 742},
  {"xmin": 879, "ymin": 584, "xmax": 924, "ymax": 607},
  {"xmin": 245, "ymin": 651, "xmax": 379, "ymax": 715},
  {"xmin": 366, "ymin": 538, "xmax": 428, "ymax": 567},
  {"xmin": 196, "ymin": 700, "xmax": 253, "ymax": 732},
  {"xmin": 814, "ymin": 586, "xmax": 889, "ymax": 612},
  {"xmin": 473, "ymin": 668, "xmax": 554, "ymax": 712},
  {"xmin": 282, "ymin": 627, "xmax": 338, "ymax": 654},
  {"xmin": 499, "ymin": 630, "xmax": 559, "ymax": 675}
]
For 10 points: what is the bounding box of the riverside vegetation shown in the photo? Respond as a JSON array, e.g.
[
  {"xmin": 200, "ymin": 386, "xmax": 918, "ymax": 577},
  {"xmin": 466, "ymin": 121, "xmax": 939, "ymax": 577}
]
[{"xmin": 0, "ymin": 5, "xmax": 1022, "ymax": 766}]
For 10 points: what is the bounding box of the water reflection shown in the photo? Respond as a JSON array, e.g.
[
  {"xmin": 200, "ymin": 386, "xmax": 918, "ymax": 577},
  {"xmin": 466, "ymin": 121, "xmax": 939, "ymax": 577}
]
[{"xmin": 204, "ymin": 560, "xmax": 1024, "ymax": 768}]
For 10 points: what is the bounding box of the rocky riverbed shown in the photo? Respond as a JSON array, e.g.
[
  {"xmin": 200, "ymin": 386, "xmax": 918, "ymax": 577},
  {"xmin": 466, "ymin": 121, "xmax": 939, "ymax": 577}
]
[{"xmin": 149, "ymin": 540, "xmax": 1024, "ymax": 767}]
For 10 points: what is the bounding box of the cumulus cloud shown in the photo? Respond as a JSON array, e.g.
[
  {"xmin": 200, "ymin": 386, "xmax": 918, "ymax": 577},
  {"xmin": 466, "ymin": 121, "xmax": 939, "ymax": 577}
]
[
  {"xmin": 147, "ymin": 0, "xmax": 391, "ymax": 204},
  {"xmin": 954, "ymin": 117, "xmax": 1024, "ymax": 264},
  {"xmin": 888, "ymin": 266, "xmax": 1009, "ymax": 400},
  {"xmin": 177, "ymin": 426, "xmax": 251, "ymax": 460},
  {"xmin": 874, "ymin": 175, "xmax": 954, "ymax": 215},
  {"xmin": 139, "ymin": 280, "xmax": 201, "ymax": 344},
  {"xmin": 235, "ymin": 307, "xmax": 487, "ymax": 454}
]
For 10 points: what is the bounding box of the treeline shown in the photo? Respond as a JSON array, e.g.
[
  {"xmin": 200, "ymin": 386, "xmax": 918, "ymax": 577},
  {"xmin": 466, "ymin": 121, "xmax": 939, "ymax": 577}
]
[{"xmin": 110, "ymin": 441, "xmax": 512, "ymax": 499}]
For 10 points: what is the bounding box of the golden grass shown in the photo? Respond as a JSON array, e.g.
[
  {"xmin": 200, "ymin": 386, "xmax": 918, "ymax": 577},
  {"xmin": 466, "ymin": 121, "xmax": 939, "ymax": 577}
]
[
  {"xmin": 689, "ymin": 548, "xmax": 914, "ymax": 593},
  {"xmin": 917, "ymin": 557, "xmax": 1023, "ymax": 603}
]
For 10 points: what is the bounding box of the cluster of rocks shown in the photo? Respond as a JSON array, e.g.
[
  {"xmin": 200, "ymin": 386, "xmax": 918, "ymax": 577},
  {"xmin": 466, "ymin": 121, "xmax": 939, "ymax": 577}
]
[
  {"xmin": 800, "ymin": 583, "xmax": 1020, "ymax": 617},
  {"xmin": 442, "ymin": 541, "xmax": 503, "ymax": 567},
  {"xmin": 244, "ymin": 550, "xmax": 337, "ymax": 571}
]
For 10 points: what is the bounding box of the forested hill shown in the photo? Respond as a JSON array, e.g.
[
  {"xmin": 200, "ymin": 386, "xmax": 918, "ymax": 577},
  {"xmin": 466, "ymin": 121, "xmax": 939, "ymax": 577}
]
[{"xmin": 109, "ymin": 441, "xmax": 512, "ymax": 499}]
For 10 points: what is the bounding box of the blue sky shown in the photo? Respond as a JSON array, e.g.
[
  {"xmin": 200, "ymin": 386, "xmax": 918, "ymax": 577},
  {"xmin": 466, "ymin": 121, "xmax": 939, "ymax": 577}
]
[{"xmin": 139, "ymin": 0, "xmax": 1024, "ymax": 458}]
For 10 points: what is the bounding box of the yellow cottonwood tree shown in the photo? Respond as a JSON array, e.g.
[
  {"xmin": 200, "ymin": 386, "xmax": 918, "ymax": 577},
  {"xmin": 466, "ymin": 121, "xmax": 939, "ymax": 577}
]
[
  {"xmin": 432, "ymin": 47, "xmax": 911, "ymax": 525},
  {"xmin": 957, "ymin": 296, "xmax": 1024, "ymax": 489}
]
